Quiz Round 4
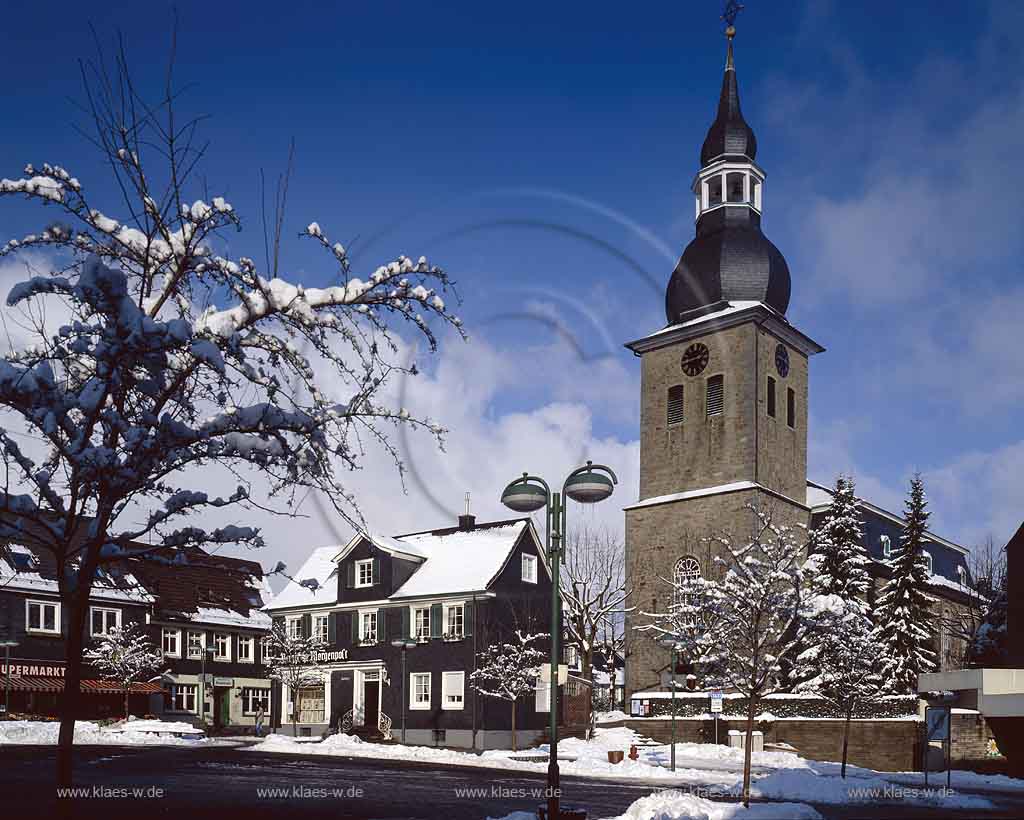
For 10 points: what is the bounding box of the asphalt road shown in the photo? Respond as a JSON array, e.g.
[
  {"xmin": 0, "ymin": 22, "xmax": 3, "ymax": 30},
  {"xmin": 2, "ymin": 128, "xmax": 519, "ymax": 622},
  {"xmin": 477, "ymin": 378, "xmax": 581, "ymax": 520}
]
[{"xmin": 2, "ymin": 744, "xmax": 1023, "ymax": 820}]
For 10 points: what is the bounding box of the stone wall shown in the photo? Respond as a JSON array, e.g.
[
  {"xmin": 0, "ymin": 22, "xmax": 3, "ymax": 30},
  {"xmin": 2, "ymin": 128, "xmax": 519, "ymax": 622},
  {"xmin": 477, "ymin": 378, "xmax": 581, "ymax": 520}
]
[{"xmin": 950, "ymin": 711, "xmax": 994, "ymax": 761}]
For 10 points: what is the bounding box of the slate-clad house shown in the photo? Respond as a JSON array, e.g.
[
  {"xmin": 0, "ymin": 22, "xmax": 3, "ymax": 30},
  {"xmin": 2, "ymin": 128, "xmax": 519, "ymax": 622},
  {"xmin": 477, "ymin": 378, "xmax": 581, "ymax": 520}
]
[
  {"xmin": 265, "ymin": 513, "xmax": 557, "ymax": 749},
  {"xmin": 0, "ymin": 537, "xmax": 272, "ymax": 728}
]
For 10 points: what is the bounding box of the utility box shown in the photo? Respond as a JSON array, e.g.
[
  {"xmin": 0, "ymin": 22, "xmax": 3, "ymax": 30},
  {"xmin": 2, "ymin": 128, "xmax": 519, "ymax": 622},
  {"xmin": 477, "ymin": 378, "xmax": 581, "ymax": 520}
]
[{"xmin": 728, "ymin": 729, "xmax": 742, "ymax": 748}]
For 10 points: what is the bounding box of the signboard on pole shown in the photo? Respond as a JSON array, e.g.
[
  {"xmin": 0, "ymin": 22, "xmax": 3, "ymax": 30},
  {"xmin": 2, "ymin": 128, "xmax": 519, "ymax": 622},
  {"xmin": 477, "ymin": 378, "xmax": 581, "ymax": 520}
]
[
  {"xmin": 710, "ymin": 690, "xmax": 723, "ymax": 714},
  {"xmin": 926, "ymin": 707, "xmax": 950, "ymax": 741}
]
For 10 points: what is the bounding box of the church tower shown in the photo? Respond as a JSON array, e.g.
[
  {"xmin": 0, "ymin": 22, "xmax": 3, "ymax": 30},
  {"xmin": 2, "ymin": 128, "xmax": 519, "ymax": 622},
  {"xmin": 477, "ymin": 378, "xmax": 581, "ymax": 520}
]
[{"xmin": 623, "ymin": 22, "xmax": 825, "ymax": 698}]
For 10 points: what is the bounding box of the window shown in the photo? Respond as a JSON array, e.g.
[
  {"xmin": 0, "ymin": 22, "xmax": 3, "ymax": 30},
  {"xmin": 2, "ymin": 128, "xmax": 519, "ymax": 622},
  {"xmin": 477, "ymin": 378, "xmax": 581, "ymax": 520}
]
[
  {"xmin": 162, "ymin": 628, "xmax": 181, "ymax": 658},
  {"xmin": 766, "ymin": 376, "xmax": 776, "ymax": 418},
  {"xmin": 90, "ymin": 607, "xmax": 121, "ymax": 637},
  {"xmin": 445, "ymin": 604, "xmax": 464, "ymax": 639},
  {"xmin": 957, "ymin": 565, "xmax": 968, "ymax": 586},
  {"xmin": 313, "ymin": 614, "xmax": 330, "ymax": 644},
  {"xmin": 706, "ymin": 375, "xmax": 724, "ymax": 417},
  {"xmin": 26, "ymin": 599, "xmax": 60, "ymax": 634},
  {"xmin": 707, "ymin": 175, "xmax": 723, "ymax": 207},
  {"xmin": 360, "ymin": 610, "xmax": 378, "ymax": 644},
  {"xmin": 238, "ymin": 635, "xmax": 254, "ymax": 663},
  {"xmin": 171, "ymin": 684, "xmax": 197, "ymax": 713},
  {"xmin": 667, "ymin": 384, "xmax": 685, "ymax": 425},
  {"xmin": 726, "ymin": 171, "xmax": 746, "ymax": 203},
  {"xmin": 9, "ymin": 546, "xmax": 38, "ymax": 572},
  {"xmin": 442, "ymin": 671, "xmax": 465, "ymax": 710},
  {"xmin": 355, "ymin": 559, "xmax": 374, "ymax": 588},
  {"xmin": 521, "ymin": 554, "xmax": 538, "ymax": 584},
  {"xmin": 295, "ymin": 684, "xmax": 326, "ymax": 724},
  {"xmin": 565, "ymin": 644, "xmax": 580, "ymax": 669},
  {"xmin": 413, "ymin": 607, "xmax": 431, "ymax": 642},
  {"xmin": 187, "ymin": 631, "xmax": 205, "ymax": 659},
  {"xmin": 752, "ymin": 178, "xmax": 763, "ymax": 210},
  {"xmin": 411, "ymin": 672, "xmax": 431, "ymax": 709},
  {"xmin": 261, "ymin": 637, "xmax": 271, "ymax": 663},
  {"xmin": 286, "ymin": 616, "xmax": 302, "ymax": 639},
  {"xmin": 214, "ymin": 633, "xmax": 231, "ymax": 661},
  {"xmin": 241, "ymin": 687, "xmax": 270, "ymax": 714},
  {"xmin": 924, "ymin": 551, "xmax": 934, "ymax": 575},
  {"xmin": 672, "ymin": 556, "xmax": 702, "ymax": 615},
  {"xmin": 787, "ymin": 387, "xmax": 796, "ymax": 428},
  {"xmin": 881, "ymin": 535, "xmax": 892, "ymax": 559}
]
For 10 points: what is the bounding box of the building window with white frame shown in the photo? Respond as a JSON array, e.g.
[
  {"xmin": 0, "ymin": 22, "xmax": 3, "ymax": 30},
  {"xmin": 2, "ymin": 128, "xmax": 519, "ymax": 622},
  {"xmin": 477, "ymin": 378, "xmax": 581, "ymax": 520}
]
[
  {"xmin": 162, "ymin": 628, "xmax": 181, "ymax": 658},
  {"xmin": 957, "ymin": 565, "xmax": 967, "ymax": 586},
  {"xmin": 413, "ymin": 607, "xmax": 430, "ymax": 642},
  {"xmin": 521, "ymin": 554, "xmax": 538, "ymax": 584},
  {"xmin": 241, "ymin": 687, "xmax": 270, "ymax": 715},
  {"xmin": 238, "ymin": 635, "xmax": 254, "ymax": 662},
  {"xmin": 881, "ymin": 535, "xmax": 892, "ymax": 559},
  {"xmin": 924, "ymin": 551, "xmax": 934, "ymax": 575},
  {"xmin": 442, "ymin": 671, "xmax": 464, "ymax": 710},
  {"xmin": 172, "ymin": 684, "xmax": 197, "ymax": 713},
  {"xmin": 90, "ymin": 606, "xmax": 121, "ymax": 637},
  {"xmin": 214, "ymin": 633, "xmax": 231, "ymax": 661},
  {"xmin": 187, "ymin": 631, "xmax": 205, "ymax": 659},
  {"xmin": 286, "ymin": 616, "xmax": 302, "ymax": 639},
  {"xmin": 355, "ymin": 558, "xmax": 374, "ymax": 588},
  {"xmin": 360, "ymin": 610, "xmax": 378, "ymax": 645},
  {"xmin": 26, "ymin": 600, "xmax": 60, "ymax": 634},
  {"xmin": 445, "ymin": 603, "xmax": 464, "ymax": 639},
  {"xmin": 313, "ymin": 613, "xmax": 330, "ymax": 644},
  {"xmin": 411, "ymin": 672, "xmax": 431, "ymax": 709}
]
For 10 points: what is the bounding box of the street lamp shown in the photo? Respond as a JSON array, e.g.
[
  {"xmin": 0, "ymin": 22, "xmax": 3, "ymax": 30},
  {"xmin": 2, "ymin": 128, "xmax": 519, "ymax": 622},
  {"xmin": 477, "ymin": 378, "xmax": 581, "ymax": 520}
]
[
  {"xmin": 657, "ymin": 636, "xmax": 679, "ymax": 772},
  {"xmin": 200, "ymin": 646, "xmax": 215, "ymax": 729},
  {"xmin": 390, "ymin": 637, "xmax": 417, "ymax": 744},
  {"xmin": 501, "ymin": 460, "xmax": 618, "ymax": 820},
  {"xmin": 0, "ymin": 639, "xmax": 18, "ymax": 716}
]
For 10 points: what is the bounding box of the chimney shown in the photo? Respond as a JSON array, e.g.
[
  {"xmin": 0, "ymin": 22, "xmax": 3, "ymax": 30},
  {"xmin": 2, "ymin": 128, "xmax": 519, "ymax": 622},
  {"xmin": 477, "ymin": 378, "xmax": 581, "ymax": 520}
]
[{"xmin": 458, "ymin": 492, "xmax": 475, "ymax": 531}]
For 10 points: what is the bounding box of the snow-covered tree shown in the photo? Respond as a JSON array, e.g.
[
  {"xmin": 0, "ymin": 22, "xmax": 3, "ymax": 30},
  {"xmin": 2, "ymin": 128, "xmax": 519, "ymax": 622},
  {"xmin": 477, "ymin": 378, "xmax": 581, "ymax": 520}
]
[
  {"xmin": 83, "ymin": 623, "xmax": 163, "ymax": 721},
  {"xmin": 948, "ymin": 535, "xmax": 1006, "ymax": 668},
  {"xmin": 561, "ymin": 526, "xmax": 631, "ymax": 698},
  {"xmin": 641, "ymin": 506, "xmax": 805, "ymax": 807},
  {"xmin": 793, "ymin": 596, "xmax": 885, "ymax": 777},
  {"xmin": 794, "ymin": 475, "xmax": 872, "ymax": 685},
  {"xmin": 0, "ymin": 44, "xmax": 461, "ymax": 786},
  {"xmin": 873, "ymin": 475, "xmax": 937, "ymax": 693},
  {"xmin": 263, "ymin": 622, "xmax": 328, "ymax": 738},
  {"xmin": 469, "ymin": 630, "xmax": 545, "ymax": 752}
]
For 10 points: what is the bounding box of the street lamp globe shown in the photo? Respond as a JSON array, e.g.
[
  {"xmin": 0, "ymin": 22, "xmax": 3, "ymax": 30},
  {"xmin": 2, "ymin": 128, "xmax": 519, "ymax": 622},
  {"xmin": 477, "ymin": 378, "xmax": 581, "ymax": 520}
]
[
  {"xmin": 564, "ymin": 463, "xmax": 615, "ymax": 504},
  {"xmin": 500, "ymin": 476, "xmax": 548, "ymax": 513}
]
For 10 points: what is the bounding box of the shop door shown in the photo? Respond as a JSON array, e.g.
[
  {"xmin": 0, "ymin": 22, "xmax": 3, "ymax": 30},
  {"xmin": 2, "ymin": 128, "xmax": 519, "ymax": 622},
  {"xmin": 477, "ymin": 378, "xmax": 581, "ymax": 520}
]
[{"xmin": 364, "ymin": 681, "xmax": 379, "ymax": 731}]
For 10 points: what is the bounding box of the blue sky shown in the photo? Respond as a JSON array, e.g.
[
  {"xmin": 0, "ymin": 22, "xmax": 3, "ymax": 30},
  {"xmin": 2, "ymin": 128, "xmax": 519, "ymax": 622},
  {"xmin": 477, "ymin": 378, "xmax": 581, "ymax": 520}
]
[{"xmin": 0, "ymin": 0, "xmax": 1020, "ymax": 563}]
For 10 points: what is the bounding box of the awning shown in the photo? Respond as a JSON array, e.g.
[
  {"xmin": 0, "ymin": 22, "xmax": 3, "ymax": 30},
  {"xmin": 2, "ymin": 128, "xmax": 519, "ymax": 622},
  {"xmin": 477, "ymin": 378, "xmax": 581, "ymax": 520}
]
[{"xmin": 0, "ymin": 677, "xmax": 163, "ymax": 695}]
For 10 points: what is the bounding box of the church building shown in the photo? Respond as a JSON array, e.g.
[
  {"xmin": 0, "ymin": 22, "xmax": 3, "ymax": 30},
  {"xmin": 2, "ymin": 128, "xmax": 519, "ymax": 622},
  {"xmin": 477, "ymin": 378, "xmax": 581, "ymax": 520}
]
[{"xmin": 622, "ymin": 24, "xmax": 974, "ymax": 699}]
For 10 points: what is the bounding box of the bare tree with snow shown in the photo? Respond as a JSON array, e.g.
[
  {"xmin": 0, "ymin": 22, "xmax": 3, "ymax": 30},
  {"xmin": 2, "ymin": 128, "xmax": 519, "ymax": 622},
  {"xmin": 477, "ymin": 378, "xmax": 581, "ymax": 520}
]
[
  {"xmin": 641, "ymin": 506, "xmax": 805, "ymax": 808},
  {"xmin": 469, "ymin": 630, "xmax": 545, "ymax": 752},
  {"xmin": 83, "ymin": 622, "xmax": 163, "ymax": 721},
  {"xmin": 561, "ymin": 526, "xmax": 630, "ymax": 697},
  {"xmin": 0, "ymin": 42, "xmax": 462, "ymax": 786},
  {"xmin": 262, "ymin": 622, "xmax": 328, "ymax": 738}
]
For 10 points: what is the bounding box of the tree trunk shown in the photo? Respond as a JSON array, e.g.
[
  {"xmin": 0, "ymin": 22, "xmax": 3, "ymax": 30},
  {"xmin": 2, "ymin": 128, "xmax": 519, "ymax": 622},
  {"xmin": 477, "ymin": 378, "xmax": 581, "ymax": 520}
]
[
  {"xmin": 123, "ymin": 687, "xmax": 130, "ymax": 722},
  {"xmin": 742, "ymin": 694, "xmax": 756, "ymax": 808},
  {"xmin": 511, "ymin": 698, "xmax": 517, "ymax": 753},
  {"xmin": 841, "ymin": 702, "xmax": 853, "ymax": 779},
  {"xmin": 56, "ymin": 589, "xmax": 89, "ymax": 788}
]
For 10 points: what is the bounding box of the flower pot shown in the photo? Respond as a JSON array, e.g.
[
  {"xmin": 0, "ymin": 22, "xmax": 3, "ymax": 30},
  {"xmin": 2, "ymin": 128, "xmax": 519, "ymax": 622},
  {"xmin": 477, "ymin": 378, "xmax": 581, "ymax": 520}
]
[{"xmin": 607, "ymin": 750, "xmax": 624, "ymax": 764}]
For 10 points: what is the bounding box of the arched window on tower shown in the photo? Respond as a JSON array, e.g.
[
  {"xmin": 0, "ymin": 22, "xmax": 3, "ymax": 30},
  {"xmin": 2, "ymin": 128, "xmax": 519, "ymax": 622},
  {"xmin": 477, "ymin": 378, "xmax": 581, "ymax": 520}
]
[
  {"xmin": 707, "ymin": 175, "xmax": 723, "ymax": 207},
  {"xmin": 726, "ymin": 172, "xmax": 746, "ymax": 203},
  {"xmin": 672, "ymin": 556, "xmax": 702, "ymax": 615}
]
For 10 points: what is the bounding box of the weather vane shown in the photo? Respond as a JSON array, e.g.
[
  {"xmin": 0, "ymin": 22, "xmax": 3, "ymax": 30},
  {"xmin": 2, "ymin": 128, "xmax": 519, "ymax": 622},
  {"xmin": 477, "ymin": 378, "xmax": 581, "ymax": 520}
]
[{"xmin": 722, "ymin": 0, "xmax": 745, "ymax": 36}]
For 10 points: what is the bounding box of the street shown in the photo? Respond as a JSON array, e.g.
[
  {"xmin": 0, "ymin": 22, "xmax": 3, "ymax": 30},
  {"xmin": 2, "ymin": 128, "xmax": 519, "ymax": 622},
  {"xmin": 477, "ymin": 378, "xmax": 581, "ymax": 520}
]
[{"xmin": 2, "ymin": 744, "xmax": 1024, "ymax": 820}]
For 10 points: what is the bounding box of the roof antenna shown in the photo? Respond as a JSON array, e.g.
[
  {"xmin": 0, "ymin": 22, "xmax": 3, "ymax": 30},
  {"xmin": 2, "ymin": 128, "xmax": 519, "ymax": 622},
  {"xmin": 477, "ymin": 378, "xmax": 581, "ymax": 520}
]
[
  {"xmin": 459, "ymin": 492, "xmax": 476, "ymax": 531},
  {"xmin": 465, "ymin": 492, "xmax": 471, "ymax": 516}
]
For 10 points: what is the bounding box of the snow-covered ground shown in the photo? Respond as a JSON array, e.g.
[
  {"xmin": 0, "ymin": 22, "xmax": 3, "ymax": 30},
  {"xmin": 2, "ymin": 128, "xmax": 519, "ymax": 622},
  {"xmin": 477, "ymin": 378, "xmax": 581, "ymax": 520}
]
[
  {"xmin": 606, "ymin": 792, "xmax": 822, "ymax": 820},
  {"xmin": 0, "ymin": 719, "xmax": 209, "ymax": 745},
  {"xmin": 250, "ymin": 725, "xmax": 1011, "ymax": 811}
]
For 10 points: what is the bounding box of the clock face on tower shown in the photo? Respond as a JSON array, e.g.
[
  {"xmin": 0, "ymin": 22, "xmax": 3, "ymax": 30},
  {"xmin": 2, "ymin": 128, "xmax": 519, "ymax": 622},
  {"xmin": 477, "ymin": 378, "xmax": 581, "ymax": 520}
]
[
  {"xmin": 775, "ymin": 344, "xmax": 790, "ymax": 378},
  {"xmin": 681, "ymin": 343, "xmax": 710, "ymax": 377}
]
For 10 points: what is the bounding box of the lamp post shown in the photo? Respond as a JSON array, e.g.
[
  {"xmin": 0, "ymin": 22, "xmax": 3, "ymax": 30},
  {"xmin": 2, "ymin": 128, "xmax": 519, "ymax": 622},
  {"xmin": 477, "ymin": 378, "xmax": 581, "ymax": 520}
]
[
  {"xmin": 0, "ymin": 640, "xmax": 18, "ymax": 716},
  {"xmin": 501, "ymin": 460, "xmax": 618, "ymax": 820},
  {"xmin": 390, "ymin": 637, "xmax": 417, "ymax": 744},
  {"xmin": 200, "ymin": 646, "xmax": 215, "ymax": 728},
  {"xmin": 658, "ymin": 637, "xmax": 678, "ymax": 772}
]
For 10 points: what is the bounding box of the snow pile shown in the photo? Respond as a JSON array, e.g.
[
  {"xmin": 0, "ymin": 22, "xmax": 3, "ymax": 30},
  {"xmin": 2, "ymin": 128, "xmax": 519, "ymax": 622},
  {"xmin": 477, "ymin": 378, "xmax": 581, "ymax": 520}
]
[
  {"xmin": 609, "ymin": 791, "xmax": 821, "ymax": 820},
  {"xmin": 0, "ymin": 720, "xmax": 207, "ymax": 745},
  {"xmin": 595, "ymin": 710, "xmax": 630, "ymax": 723},
  {"xmin": 485, "ymin": 813, "xmax": 537, "ymax": 820}
]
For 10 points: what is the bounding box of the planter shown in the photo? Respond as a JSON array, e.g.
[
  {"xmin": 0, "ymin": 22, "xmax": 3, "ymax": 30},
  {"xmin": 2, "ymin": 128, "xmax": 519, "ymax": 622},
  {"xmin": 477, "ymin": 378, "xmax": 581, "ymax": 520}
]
[{"xmin": 607, "ymin": 750, "xmax": 624, "ymax": 764}]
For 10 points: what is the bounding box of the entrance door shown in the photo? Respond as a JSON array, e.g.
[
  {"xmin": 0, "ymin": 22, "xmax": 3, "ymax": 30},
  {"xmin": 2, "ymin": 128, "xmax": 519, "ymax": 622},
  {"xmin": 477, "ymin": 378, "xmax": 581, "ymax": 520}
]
[
  {"xmin": 213, "ymin": 687, "xmax": 230, "ymax": 728},
  {"xmin": 363, "ymin": 681, "xmax": 379, "ymax": 731}
]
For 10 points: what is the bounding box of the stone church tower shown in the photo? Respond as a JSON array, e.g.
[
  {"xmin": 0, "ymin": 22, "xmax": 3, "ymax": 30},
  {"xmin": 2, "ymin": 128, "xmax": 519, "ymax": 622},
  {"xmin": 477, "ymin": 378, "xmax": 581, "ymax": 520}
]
[{"xmin": 623, "ymin": 28, "xmax": 825, "ymax": 698}]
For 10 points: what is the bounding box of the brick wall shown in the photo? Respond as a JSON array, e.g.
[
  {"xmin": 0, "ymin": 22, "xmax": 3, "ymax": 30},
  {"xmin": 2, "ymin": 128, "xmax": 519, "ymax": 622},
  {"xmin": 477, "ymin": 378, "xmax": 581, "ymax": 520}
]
[{"xmin": 951, "ymin": 712, "xmax": 994, "ymax": 761}]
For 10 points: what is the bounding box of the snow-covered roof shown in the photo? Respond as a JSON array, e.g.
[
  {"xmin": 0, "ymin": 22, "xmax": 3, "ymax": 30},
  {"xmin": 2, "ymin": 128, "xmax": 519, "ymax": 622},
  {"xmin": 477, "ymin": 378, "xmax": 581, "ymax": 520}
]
[
  {"xmin": 0, "ymin": 543, "xmax": 154, "ymax": 604},
  {"xmin": 805, "ymin": 484, "xmax": 833, "ymax": 509},
  {"xmin": 624, "ymin": 480, "xmax": 759, "ymax": 511},
  {"xmin": 389, "ymin": 520, "xmax": 532, "ymax": 599},
  {"xmin": 265, "ymin": 547, "xmax": 341, "ymax": 611}
]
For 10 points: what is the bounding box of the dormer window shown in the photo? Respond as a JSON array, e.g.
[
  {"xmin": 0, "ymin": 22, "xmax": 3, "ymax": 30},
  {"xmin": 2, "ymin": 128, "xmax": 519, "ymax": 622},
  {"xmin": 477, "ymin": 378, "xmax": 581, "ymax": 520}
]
[
  {"xmin": 881, "ymin": 535, "xmax": 892, "ymax": 558},
  {"xmin": 355, "ymin": 558, "xmax": 374, "ymax": 588},
  {"xmin": 957, "ymin": 565, "xmax": 967, "ymax": 586}
]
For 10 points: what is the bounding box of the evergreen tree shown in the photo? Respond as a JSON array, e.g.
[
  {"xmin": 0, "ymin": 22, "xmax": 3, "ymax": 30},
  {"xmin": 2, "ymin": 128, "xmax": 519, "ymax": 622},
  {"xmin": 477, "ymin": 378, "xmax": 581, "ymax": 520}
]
[
  {"xmin": 807, "ymin": 475, "xmax": 871, "ymax": 608},
  {"xmin": 873, "ymin": 474, "xmax": 937, "ymax": 693}
]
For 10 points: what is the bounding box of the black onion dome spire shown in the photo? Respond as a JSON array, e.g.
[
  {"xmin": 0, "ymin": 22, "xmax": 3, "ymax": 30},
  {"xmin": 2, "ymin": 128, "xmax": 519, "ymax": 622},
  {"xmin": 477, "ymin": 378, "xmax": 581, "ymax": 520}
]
[
  {"xmin": 700, "ymin": 35, "xmax": 757, "ymax": 165},
  {"xmin": 665, "ymin": 25, "xmax": 791, "ymax": 324}
]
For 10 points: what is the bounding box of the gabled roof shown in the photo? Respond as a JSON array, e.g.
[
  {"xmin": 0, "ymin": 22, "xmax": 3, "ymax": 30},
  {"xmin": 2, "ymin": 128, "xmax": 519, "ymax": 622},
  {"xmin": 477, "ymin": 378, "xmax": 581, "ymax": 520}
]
[{"xmin": 264, "ymin": 546, "xmax": 340, "ymax": 611}]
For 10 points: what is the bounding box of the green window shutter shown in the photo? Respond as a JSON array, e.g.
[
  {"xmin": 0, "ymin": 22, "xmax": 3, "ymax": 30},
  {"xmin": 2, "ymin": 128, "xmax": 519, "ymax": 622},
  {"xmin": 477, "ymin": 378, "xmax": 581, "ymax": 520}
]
[
  {"xmin": 350, "ymin": 611, "xmax": 359, "ymax": 643},
  {"xmin": 372, "ymin": 557, "xmax": 380, "ymax": 585},
  {"xmin": 378, "ymin": 608, "xmax": 387, "ymax": 642},
  {"xmin": 328, "ymin": 612, "xmax": 337, "ymax": 645},
  {"xmin": 430, "ymin": 603, "xmax": 443, "ymax": 638},
  {"xmin": 301, "ymin": 613, "xmax": 312, "ymax": 639},
  {"xmin": 346, "ymin": 562, "xmax": 355, "ymax": 589},
  {"xmin": 464, "ymin": 602, "xmax": 474, "ymax": 637},
  {"xmin": 401, "ymin": 608, "xmax": 410, "ymax": 640}
]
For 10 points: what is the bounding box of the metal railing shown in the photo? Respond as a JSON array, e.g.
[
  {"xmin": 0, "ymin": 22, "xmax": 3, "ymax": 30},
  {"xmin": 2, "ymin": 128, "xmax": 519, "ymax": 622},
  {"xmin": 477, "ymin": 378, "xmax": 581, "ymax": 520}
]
[{"xmin": 378, "ymin": 711, "xmax": 393, "ymax": 741}]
